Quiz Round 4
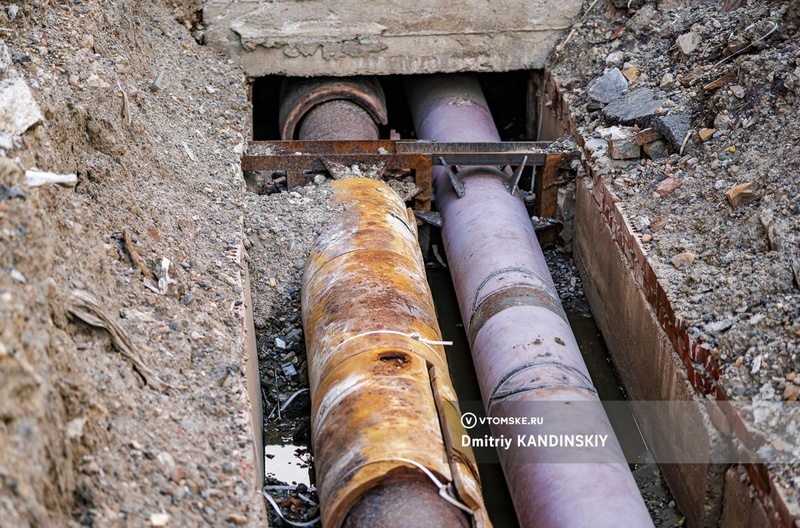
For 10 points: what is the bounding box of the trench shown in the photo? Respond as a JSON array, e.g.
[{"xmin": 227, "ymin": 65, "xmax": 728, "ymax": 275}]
[{"xmin": 252, "ymin": 72, "xmax": 681, "ymax": 526}]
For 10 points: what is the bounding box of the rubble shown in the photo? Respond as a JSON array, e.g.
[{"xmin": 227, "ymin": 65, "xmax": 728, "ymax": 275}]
[
  {"xmin": 588, "ymin": 67, "xmax": 629, "ymax": 103},
  {"xmin": 0, "ymin": 76, "xmax": 42, "ymax": 136},
  {"xmin": 724, "ymin": 181, "xmax": 759, "ymax": 208},
  {"xmin": 602, "ymin": 89, "xmax": 665, "ymax": 124}
]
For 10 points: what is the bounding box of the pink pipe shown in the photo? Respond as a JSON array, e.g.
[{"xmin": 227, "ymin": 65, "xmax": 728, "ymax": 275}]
[{"xmin": 406, "ymin": 74, "xmax": 653, "ymax": 527}]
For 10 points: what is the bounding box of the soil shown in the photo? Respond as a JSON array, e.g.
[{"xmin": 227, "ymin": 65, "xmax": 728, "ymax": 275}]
[
  {"xmin": 1, "ymin": 1, "xmax": 265, "ymax": 526},
  {"xmin": 549, "ymin": 0, "xmax": 800, "ymax": 519},
  {"xmin": 2, "ymin": 0, "xmax": 796, "ymax": 527}
]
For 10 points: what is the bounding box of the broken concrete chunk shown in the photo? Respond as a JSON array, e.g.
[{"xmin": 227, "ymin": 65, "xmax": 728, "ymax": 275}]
[
  {"xmin": 676, "ymin": 30, "xmax": 702, "ymax": 55},
  {"xmin": 599, "ymin": 126, "xmax": 640, "ymax": 160},
  {"xmin": 643, "ymin": 140, "xmax": 669, "ymax": 159},
  {"xmin": 0, "ymin": 77, "xmax": 43, "ymax": 136},
  {"xmin": 588, "ymin": 68, "xmax": 628, "ymax": 104},
  {"xmin": 603, "ymin": 89, "xmax": 664, "ymax": 125},
  {"xmin": 724, "ymin": 181, "xmax": 758, "ymax": 208},
  {"xmin": 648, "ymin": 114, "xmax": 691, "ymax": 150}
]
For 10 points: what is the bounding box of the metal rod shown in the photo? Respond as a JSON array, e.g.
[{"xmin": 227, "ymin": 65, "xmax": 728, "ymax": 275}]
[{"xmin": 405, "ymin": 73, "xmax": 654, "ymax": 528}]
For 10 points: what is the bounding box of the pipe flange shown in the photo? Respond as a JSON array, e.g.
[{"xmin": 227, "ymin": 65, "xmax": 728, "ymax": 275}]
[
  {"xmin": 279, "ymin": 77, "xmax": 388, "ymax": 140},
  {"xmin": 439, "ymin": 155, "xmax": 528, "ymax": 198}
]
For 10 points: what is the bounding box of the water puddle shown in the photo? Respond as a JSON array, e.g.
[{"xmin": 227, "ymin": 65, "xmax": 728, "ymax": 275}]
[{"xmin": 265, "ymin": 444, "xmax": 314, "ymax": 487}]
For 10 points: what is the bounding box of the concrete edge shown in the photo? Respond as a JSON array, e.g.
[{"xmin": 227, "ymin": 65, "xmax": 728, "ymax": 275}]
[
  {"xmin": 574, "ymin": 174, "xmax": 727, "ymax": 527},
  {"xmin": 236, "ymin": 215, "xmax": 267, "ymax": 523}
]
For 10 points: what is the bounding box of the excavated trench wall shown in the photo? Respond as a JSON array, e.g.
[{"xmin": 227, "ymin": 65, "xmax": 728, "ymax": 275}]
[{"xmin": 540, "ymin": 72, "xmax": 776, "ymax": 528}]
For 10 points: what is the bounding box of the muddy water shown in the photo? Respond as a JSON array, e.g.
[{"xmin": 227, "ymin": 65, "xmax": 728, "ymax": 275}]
[{"xmin": 427, "ymin": 266, "xmax": 648, "ymax": 526}]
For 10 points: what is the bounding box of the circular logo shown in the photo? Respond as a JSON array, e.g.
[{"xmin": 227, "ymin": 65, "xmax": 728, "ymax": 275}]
[{"xmin": 461, "ymin": 412, "xmax": 478, "ymax": 430}]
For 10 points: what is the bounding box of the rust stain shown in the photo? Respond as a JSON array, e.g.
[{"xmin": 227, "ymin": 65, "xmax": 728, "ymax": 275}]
[{"xmin": 301, "ymin": 178, "xmax": 491, "ymax": 528}]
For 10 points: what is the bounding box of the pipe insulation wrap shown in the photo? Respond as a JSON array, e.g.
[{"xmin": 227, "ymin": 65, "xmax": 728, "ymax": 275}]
[{"xmin": 301, "ymin": 178, "xmax": 492, "ymax": 528}]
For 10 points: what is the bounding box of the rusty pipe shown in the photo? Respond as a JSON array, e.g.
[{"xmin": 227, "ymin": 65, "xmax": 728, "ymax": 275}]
[
  {"xmin": 301, "ymin": 179, "xmax": 491, "ymax": 528},
  {"xmin": 290, "ymin": 78, "xmax": 491, "ymax": 528},
  {"xmin": 280, "ymin": 76, "xmax": 388, "ymax": 140},
  {"xmin": 405, "ymin": 74, "xmax": 654, "ymax": 528}
]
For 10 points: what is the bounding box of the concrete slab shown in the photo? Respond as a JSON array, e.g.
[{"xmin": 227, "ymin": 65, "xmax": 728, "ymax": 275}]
[
  {"xmin": 720, "ymin": 466, "xmax": 772, "ymax": 528},
  {"xmin": 203, "ymin": 0, "xmax": 581, "ymax": 77},
  {"xmin": 573, "ymin": 175, "xmax": 729, "ymax": 528}
]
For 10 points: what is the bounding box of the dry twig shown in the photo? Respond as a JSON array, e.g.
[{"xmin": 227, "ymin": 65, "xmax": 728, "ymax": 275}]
[{"xmin": 123, "ymin": 227, "xmax": 154, "ymax": 280}]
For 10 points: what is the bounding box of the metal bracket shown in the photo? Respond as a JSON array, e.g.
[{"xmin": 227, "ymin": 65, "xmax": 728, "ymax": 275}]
[{"xmin": 440, "ymin": 155, "xmax": 529, "ymax": 198}]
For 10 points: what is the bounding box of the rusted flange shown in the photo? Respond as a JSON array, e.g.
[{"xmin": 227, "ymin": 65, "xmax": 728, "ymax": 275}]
[{"xmin": 279, "ymin": 76, "xmax": 388, "ymax": 140}]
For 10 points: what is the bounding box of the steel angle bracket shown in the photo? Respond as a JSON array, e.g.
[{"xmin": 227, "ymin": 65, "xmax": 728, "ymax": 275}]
[
  {"xmin": 241, "ymin": 139, "xmax": 576, "ymax": 207},
  {"xmin": 439, "ymin": 155, "xmax": 528, "ymax": 198}
]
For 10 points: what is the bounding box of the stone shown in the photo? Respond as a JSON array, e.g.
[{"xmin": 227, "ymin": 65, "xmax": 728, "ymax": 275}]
[
  {"xmin": 588, "ymin": 68, "xmax": 629, "ymax": 104},
  {"xmin": 759, "ymin": 211, "xmax": 784, "ymax": 251},
  {"xmin": 671, "ymin": 252, "xmax": 695, "ymax": 268},
  {"xmin": 643, "ymin": 140, "xmax": 669, "ymax": 159},
  {"xmin": 608, "ymin": 138, "xmax": 640, "ymax": 160},
  {"xmin": 0, "ymin": 77, "xmax": 43, "ymax": 136},
  {"xmin": 655, "ymin": 176, "xmax": 682, "ymax": 196},
  {"xmin": 676, "ymin": 30, "xmax": 702, "ymax": 55},
  {"xmin": 228, "ymin": 514, "xmax": 247, "ymax": 526},
  {"xmin": 698, "ymin": 128, "xmax": 716, "ymax": 142},
  {"xmin": 66, "ymin": 417, "xmax": 88, "ymax": 439},
  {"xmin": 660, "ymin": 72, "xmax": 675, "ymax": 88},
  {"xmin": 784, "ymin": 384, "xmax": 800, "ymax": 402},
  {"xmin": 641, "ymin": 233, "xmax": 652, "ymax": 243},
  {"xmin": 599, "ymin": 126, "xmax": 640, "ymax": 159},
  {"xmin": 730, "ymin": 85, "xmax": 745, "ymax": 99},
  {"xmin": 157, "ymin": 452, "xmax": 176, "ymax": 474},
  {"xmin": 80, "ymin": 34, "xmax": 94, "ymax": 50},
  {"xmin": 648, "ymin": 114, "xmax": 691, "ymax": 149},
  {"xmin": 605, "ymin": 51, "xmax": 624, "ymax": 65},
  {"xmin": 724, "ymin": 181, "xmax": 758, "ymax": 208},
  {"xmin": 149, "ymin": 513, "xmax": 170, "ymax": 527},
  {"xmin": 86, "ymin": 73, "xmax": 110, "ymax": 89},
  {"xmin": 635, "ymin": 128, "xmax": 662, "ymax": 145},
  {"xmin": 714, "ymin": 112, "xmax": 732, "ymax": 130},
  {"xmin": 621, "ymin": 66, "xmax": 639, "ymax": 82},
  {"xmin": 602, "ymin": 89, "xmax": 664, "ymax": 124},
  {"xmin": 0, "ymin": 40, "xmax": 11, "ymax": 76}
]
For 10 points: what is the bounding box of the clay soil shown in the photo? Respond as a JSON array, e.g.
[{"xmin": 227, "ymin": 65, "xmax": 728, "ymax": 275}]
[{"xmin": 2, "ymin": 0, "xmax": 798, "ymax": 528}]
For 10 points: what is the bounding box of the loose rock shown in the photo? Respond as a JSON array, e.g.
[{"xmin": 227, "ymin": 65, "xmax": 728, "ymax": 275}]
[
  {"xmin": 671, "ymin": 252, "xmax": 696, "ymax": 268},
  {"xmin": 588, "ymin": 68, "xmax": 629, "ymax": 104},
  {"xmin": 603, "ymin": 89, "xmax": 665, "ymax": 125},
  {"xmin": 724, "ymin": 181, "xmax": 758, "ymax": 208}
]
